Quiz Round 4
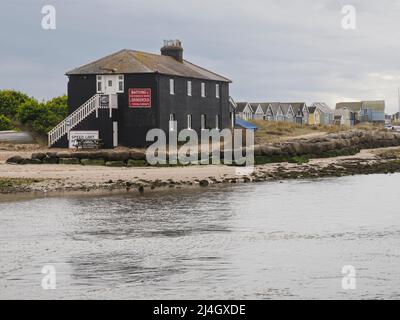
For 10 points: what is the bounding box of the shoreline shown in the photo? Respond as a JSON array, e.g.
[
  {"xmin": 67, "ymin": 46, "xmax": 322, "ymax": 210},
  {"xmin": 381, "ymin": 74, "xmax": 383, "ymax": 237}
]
[{"xmin": 1, "ymin": 147, "xmax": 400, "ymax": 200}]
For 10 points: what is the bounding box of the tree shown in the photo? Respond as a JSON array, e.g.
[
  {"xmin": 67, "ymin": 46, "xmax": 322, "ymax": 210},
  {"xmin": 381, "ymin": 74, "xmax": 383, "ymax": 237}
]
[
  {"xmin": 0, "ymin": 115, "xmax": 14, "ymax": 131},
  {"xmin": 16, "ymin": 95, "xmax": 68, "ymax": 135},
  {"xmin": 0, "ymin": 90, "xmax": 32, "ymax": 118},
  {"xmin": 45, "ymin": 95, "xmax": 68, "ymax": 119}
]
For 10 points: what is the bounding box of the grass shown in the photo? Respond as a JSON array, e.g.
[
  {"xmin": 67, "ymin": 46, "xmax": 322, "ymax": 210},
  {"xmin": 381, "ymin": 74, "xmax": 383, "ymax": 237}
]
[
  {"xmin": 375, "ymin": 148, "xmax": 400, "ymax": 159},
  {"xmin": 250, "ymin": 120, "xmax": 349, "ymax": 144},
  {"xmin": 250, "ymin": 120, "xmax": 384, "ymax": 144},
  {"xmin": 0, "ymin": 177, "xmax": 42, "ymax": 192}
]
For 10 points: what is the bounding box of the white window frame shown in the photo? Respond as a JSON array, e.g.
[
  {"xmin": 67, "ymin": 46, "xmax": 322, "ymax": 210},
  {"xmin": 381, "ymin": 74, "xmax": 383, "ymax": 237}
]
[
  {"xmin": 215, "ymin": 115, "xmax": 220, "ymax": 130},
  {"xmin": 201, "ymin": 114, "xmax": 206, "ymax": 130},
  {"xmin": 169, "ymin": 114, "xmax": 177, "ymax": 131},
  {"xmin": 201, "ymin": 82, "xmax": 206, "ymax": 98},
  {"xmin": 96, "ymin": 75, "xmax": 104, "ymax": 93},
  {"xmin": 187, "ymin": 81, "xmax": 192, "ymax": 96},
  {"xmin": 117, "ymin": 75, "xmax": 124, "ymax": 93},
  {"xmin": 187, "ymin": 114, "xmax": 192, "ymax": 130},
  {"xmin": 170, "ymin": 79, "xmax": 175, "ymax": 95},
  {"xmin": 216, "ymin": 84, "xmax": 220, "ymax": 99}
]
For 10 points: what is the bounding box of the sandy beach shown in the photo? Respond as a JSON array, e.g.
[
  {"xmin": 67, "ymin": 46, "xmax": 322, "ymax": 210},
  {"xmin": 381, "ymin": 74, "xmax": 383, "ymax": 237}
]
[{"xmin": 1, "ymin": 146, "xmax": 399, "ymax": 197}]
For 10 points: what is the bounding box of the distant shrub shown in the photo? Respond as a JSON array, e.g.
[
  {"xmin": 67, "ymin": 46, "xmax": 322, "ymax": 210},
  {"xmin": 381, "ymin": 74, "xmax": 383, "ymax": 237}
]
[
  {"xmin": 0, "ymin": 114, "xmax": 14, "ymax": 131},
  {"xmin": 17, "ymin": 95, "xmax": 68, "ymax": 136},
  {"xmin": 0, "ymin": 90, "xmax": 31, "ymax": 118}
]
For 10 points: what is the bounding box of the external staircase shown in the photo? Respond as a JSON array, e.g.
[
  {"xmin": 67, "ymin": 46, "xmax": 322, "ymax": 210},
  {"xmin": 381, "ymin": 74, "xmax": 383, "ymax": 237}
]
[{"xmin": 48, "ymin": 94, "xmax": 117, "ymax": 147}]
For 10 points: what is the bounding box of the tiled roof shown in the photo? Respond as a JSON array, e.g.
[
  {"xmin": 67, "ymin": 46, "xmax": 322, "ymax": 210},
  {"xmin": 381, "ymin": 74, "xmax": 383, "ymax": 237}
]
[
  {"xmin": 361, "ymin": 101, "xmax": 385, "ymax": 112},
  {"xmin": 336, "ymin": 102, "xmax": 362, "ymax": 112},
  {"xmin": 66, "ymin": 49, "xmax": 231, "ymax": 82},
  {"xmin": 312, "ymin": 102, "xmax": 335, "ymax": 114},
  {"xmin": 236, "ymin": 102, "xmax": 250, "ymax": 113}
]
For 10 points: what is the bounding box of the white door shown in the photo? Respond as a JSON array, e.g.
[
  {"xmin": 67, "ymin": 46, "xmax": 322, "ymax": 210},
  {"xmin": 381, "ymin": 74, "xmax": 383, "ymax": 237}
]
[
  {"xmin": 104, "ymin": 75, "xmax": 119, "ymax": 95},
  {"xmin": 113, "ymin": 121, "xmax": 118, "ymax": 147}
]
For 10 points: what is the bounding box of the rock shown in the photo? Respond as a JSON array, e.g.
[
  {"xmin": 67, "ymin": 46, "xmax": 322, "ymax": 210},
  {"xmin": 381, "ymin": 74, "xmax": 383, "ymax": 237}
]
[
  {"xmin": 42, "ymin": 156, "xmax": 59, "ymax": 164},
  {"xmin": 105, "ymin": 151, "xmax": 130, "ymax": 161},
  {"xmin": 129, "ymin": 151, "xmax": 146, "ymax": 160},
  {"xmin": 260, "ymin": 145, "xmax": 281, "ymax": 157},
  {"xmin": 31, "ymin": 153, "xmax": 47, "ymax": 160},
  {"xmin": 80, "ymin": 159, "xmax": 105, "ymax": 166},
  {"xmin": 73, "ymin": 152, "xmax": 90, "ymax": 159},
  {"xmin": 21, "ymin": 158, "xmax": 42, "ymax": 165},
  {"xmin": 6, "ymin": 156, "xmax": 23, "ymax": 164},
  {"xmin": 199, "ymin": 180, "xmax": 209, "ymax": 187},
  {"xmin": 46, "ymin": 151, "xmax": 58, "ymax": 158},
  {"xmin": 105, "ymin": 161, "xmax": 126, "ymax": 167},
  {"xmin": 55, "ymin": 152, "xmax": 73, "ymax": 159},
  {"xmin": 84, "ymin": 152, "xmax": 105, "ymax": 160},
  {"xmin": 138, "ymin": 185, "xmax": 145, "ymax": 194},
  {"xmin": 59, "ymin": 158, "xmax": 80, "ymax": 165},
  {"xmin": 127, "ymin": 159, "xmax": 148, "ymax": 167}
]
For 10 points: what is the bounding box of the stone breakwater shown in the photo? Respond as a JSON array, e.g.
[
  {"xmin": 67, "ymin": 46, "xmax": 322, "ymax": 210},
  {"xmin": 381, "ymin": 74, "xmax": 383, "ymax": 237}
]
[
  {"xmin": 6, "ymin": 150, "xmax": 148, "ymax": 167},
  {"xmin": 6, "ymin": 129, "xmax": 400, "ymax": 167},
  {"xmin": 2, "ymin": 152, "xmax": 400, "ymax": 196},
  {"xmin": 2, "ymin": 129, "xmax": 400, "ymax": 195},
  {"xmin": 254, "ymin": 129, "xmax": 400, "ymax": 159}
]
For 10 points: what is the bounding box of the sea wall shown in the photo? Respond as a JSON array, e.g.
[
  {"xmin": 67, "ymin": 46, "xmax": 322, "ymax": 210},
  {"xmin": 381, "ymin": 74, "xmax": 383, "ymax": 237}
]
[
  {"xmin": 6, "ymin": 129, "xmax": 400, "ymax": 166},
  {"xmin": 254, "ymin": 130, "xmax": 400, "ymax": 158}
]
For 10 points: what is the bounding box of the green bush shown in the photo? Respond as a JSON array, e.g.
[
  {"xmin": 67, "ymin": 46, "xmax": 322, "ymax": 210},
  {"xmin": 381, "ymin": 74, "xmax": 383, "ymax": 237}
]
[
  {"xmin": 0, "ymin": 115, "xmax": 14, "ymax": 131},
  {"xmin": 0, "ymin": 90, "xmax": 31, "ymax": 118},
  {"xmin": 0, "ymin": 90, "xmax": 68, "ymax": 137},
  {"xmin": 16, "ymin": 95, "xmax": 68, "ymax": 136}
]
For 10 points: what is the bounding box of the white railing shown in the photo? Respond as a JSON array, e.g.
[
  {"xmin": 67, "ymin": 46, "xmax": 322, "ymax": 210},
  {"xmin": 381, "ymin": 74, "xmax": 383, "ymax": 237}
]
[
  {"xmin": 48, "ymin": 94, "xmax": 99, "ymax": 147},
  {"xmin": 48, "ymin": 94, "xmax": 119, "ymax": 147}
]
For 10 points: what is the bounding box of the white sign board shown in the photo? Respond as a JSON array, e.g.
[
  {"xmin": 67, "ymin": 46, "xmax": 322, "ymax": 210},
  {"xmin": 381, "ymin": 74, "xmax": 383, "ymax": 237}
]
[{"xmin": 69, "ymin": 131, "xmax": 99, "ymax": 148}]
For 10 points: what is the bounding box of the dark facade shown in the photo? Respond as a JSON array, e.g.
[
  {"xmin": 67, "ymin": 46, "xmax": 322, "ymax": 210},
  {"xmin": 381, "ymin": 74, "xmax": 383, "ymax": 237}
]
[{"xmin": 51, "ymin": 41, "xmax": 232, "ymax": 149}]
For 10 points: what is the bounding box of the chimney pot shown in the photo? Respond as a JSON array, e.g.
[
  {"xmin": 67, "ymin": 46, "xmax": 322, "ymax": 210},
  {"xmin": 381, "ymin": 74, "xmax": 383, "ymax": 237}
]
[{"xmin": 161, "ymin": 39, "xmax": 183, "ymax": 62}]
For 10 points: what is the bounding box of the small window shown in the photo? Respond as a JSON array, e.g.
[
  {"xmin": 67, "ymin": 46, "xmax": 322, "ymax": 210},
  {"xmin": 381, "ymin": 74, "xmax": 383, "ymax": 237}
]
[
  {"xmin": 187, "ymin": 81, "xmax": 192, "ymax": 96},
  {"xmin": 215, "ymin": 115, "xmax": 220, "ymax": 129},
  {"xmin": 170, "ymin": 79, "xmax": 175, "ymax": 95},
  {"xmin": 187, "ymin": 114, "xmax": 192, "ymax": 129},
  {"xmin": 201, "ymin": 114, "xmax": 206, "ymax": 130},
  {"xmin": 118, "ymin": 75, "xmax": 124, "ymax": 92},
  {"xmin": 169, "ymin": 114, "xmax": 176, "ymax": 131},
  {"xmin": 108, "ymin": 80, "xmax": 113, "ymax": 87},
  {"xmin": 216, "ymin": 84, "xmax": 220, "ymax": 99},
  {"xmin": 96, "ymin": 75, "xmax": 103, "ymax": 93},
  {"xmin": 201, "ymin": 83, "xmax": 206, "ymax": 97}
]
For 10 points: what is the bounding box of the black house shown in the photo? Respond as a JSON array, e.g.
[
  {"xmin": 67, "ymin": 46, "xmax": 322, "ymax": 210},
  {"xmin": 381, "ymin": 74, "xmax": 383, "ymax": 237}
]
[{"xmin": 48, "ymin": 40, "xmax": 233, "ymax": 149}]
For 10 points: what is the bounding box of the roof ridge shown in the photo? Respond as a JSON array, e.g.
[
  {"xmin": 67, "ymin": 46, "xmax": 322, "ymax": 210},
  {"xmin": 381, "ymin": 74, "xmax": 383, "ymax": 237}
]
[
  {"xmin": 66, "ymin": 48, "xmax": 231, "ymax": 82},
  {"xmin": 66, "ymin": 49, "xmax": 128, "ymax": 75}
]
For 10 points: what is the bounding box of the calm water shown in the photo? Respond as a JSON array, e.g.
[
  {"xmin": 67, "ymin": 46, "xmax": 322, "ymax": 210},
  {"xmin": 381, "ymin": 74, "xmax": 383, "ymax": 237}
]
[{"xmin": 1, "ymin": 174, "xmax": 400, "ymax": 300}]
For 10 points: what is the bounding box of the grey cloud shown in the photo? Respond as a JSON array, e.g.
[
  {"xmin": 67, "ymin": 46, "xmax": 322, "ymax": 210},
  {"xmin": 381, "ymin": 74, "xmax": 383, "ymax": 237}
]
[{"xmin": 1, "ymin": 0, "xmax": 400, "ymax": 112}]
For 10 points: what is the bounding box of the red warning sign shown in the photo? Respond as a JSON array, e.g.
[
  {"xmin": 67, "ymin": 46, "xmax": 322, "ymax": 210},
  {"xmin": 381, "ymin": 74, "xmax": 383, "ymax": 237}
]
[{"xmin": 129, "ymin": 88, "xmax": 151, "ymax": 108}]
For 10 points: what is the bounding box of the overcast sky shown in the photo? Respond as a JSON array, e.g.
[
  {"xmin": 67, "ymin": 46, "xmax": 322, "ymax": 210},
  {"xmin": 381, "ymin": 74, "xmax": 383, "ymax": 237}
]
[{"xmin": 1, "ymin": 0, "xmax": 400, "ymax": 113}]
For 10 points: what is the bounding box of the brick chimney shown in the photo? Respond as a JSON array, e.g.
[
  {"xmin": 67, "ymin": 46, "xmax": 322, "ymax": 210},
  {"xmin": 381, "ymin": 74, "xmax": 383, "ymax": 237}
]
[{"xmin": 161, "ymin": 40, "xmax": 183, "ymax": 62}]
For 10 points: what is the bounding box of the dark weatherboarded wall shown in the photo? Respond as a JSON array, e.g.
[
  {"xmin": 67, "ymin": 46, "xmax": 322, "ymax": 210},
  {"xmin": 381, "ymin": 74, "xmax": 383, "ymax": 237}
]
[
  {"xmin": 64, "ymin": 73, "xmax": 230, "ymax": 148},
  {"xmin": 117, "ymin": 73, "xmax": 159, "ymax": 148},
  {"xmin": 158, "ymin": 75, "xmax": 230, "ymax": 135}
]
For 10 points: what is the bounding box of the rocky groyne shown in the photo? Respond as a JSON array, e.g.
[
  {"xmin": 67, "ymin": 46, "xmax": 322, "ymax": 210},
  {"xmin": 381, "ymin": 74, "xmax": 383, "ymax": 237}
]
[{"xmin": 6, "ymin": 130, "xmax": 400, "ymax": 167}]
